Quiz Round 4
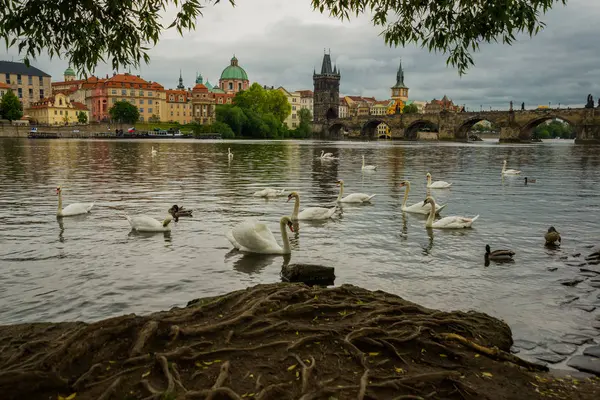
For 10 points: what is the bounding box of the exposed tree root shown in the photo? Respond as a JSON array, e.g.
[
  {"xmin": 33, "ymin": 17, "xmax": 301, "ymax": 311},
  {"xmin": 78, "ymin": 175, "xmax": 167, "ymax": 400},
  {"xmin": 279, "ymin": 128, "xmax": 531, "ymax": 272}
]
[
  {"xmin": 0, "ymin": 282, "xmax": 592, "ymax": 400},
  {"xmin": 435, "ymin": 333, "xmax": 548, "ymax": 372}
]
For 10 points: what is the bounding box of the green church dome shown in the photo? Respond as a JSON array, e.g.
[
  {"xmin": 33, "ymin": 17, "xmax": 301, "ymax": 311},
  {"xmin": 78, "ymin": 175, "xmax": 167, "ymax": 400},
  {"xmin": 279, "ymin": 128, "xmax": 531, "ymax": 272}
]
[
  {"xmin": 64, "ymin": 67, "xmax": 76, "ymax": 77},
  {"xmin": 220, "ymin": 55, "xmax": 248, "ymax": 81}
]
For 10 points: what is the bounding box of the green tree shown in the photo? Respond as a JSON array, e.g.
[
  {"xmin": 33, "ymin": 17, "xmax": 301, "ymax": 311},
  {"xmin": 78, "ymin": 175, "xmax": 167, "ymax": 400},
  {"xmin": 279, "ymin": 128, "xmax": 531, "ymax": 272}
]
[
  {"xmin": 266, "ymin": 90, "xmax": 292, "ymax": 123},
  {"xmin": 216, "ymin": 105, "xmax": 247, "ymax": 136},
  {"xmin": 77, "ymin": 111, "xmax": 88, "ymax": 124},
  {"xmin": 292, "ymin": 108, "xmax": 313, "ymax": 138},
  {"xmin": 0, "ymin": 1, "xmax": 561, "ymax": 75},
  {"xmin": 0, "ymin": 90, "xmax": 23, "ymax": 121},
  {"xmin": 402, "ymin": 103, "xmax": 418, "ymax": 114},
  {"xmin": 109, "ymin": 101, "xmax": 140, "ymax": 124}
]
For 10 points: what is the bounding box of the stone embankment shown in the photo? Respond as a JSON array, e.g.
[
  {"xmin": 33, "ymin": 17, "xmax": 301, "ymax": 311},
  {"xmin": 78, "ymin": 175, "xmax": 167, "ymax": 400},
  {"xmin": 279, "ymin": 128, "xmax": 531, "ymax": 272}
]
[{"xmin": 1, "ymin": 282, "xmax": 599, "ymax": 400}]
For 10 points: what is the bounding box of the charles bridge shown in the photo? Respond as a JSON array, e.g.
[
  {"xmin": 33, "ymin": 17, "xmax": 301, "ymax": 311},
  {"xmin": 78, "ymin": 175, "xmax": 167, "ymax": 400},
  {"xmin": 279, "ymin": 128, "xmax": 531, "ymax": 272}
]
[{"xmin": 314, "ymin": 107, "xmax": 600, "ymax": 144}]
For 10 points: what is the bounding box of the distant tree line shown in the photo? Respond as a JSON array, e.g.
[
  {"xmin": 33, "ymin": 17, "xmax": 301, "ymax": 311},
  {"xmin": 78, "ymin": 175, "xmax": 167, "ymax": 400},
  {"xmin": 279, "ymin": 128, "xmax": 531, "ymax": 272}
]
[{"xmin": 532, "ymin": 120, "xmax": 575, "ymax": 139}]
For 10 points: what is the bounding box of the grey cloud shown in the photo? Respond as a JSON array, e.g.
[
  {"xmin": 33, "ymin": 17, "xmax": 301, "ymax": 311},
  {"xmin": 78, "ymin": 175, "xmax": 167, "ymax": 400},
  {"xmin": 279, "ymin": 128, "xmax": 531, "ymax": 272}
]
[{"xmin": 1, "ymin": 0, "xmax": 598, "ymax": 110}]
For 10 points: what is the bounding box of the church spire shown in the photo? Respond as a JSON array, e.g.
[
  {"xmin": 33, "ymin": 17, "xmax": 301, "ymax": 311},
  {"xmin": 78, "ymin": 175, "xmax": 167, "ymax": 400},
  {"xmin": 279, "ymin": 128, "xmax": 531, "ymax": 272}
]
[
  {"xmin": 396, "ymin": 59, "xmax": 405, "ymax": 87},
  {"xmin": 177, "ymin": 70, "xmax": 185, "ymax": 90}
]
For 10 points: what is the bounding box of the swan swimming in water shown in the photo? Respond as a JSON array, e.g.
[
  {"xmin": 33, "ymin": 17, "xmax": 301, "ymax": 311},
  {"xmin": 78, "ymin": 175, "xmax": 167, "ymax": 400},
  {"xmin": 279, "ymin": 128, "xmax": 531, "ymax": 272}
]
[
  {"xmin": 361, "ymin": 155, "xmax": 377, "ymax": 170},
  {"xmin": 398, "ymin": 181, "xmax": 446, "ymax": 214},
  {"xmin": 55, "ymin": 186, "xmax": 94, "ymax": 217},
  {"xmin": 151, "ymin": 147, "xmax": 157, "ymax": 156},
  {"xmin": 226, "ymin": 216, "xmax": 294, "ymax": 255},
  {"xmin": 126, "ymin": 214, "xmax": 173, "ymax": 232},
  {"xmin": 320, "ymin": 150, "xmax": 334, "ymax": 159},
  {"xmin": 502, "ymin": 160, "xmax": 521, "ymax": 175},
  {"xmin": 253, "ymin": 188, "xmax": 287, "ymax": 198},
  {"xmin": 336, "ymin": 180, "xmax": 376, "ymax": 203},
  {"xmin": 228, "ymin": 148, "xmax": 233, "ymax": 160},
  {"xmin": 423, "ymin": 196, "xmax": 478, "ymax": 229},
  {"xmin": 426, "ymin": 172, "xmax": 452, "ymax": 189},
  {"xmin": 287, "ymin": 191, "xmax": 337, "ymax": 221}
]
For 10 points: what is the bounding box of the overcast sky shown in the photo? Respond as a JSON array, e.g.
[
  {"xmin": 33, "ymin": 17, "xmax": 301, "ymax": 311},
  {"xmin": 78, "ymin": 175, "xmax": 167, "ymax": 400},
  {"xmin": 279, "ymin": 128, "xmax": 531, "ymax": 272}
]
[{"xmin": 2, "ymin": 0, "xmax": 599, "ymax": 110}]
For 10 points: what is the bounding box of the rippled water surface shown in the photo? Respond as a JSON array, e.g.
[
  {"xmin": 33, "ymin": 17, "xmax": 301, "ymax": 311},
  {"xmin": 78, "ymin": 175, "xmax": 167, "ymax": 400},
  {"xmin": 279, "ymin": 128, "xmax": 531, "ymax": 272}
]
[{"xmin": 1, "ymin": 137, "xmax": 599, "ymax": 345}]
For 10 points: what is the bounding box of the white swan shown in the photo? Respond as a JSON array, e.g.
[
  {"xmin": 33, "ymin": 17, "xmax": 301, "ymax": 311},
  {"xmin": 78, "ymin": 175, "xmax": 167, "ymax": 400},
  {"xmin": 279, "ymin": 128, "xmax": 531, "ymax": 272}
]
[
  {"xmin": 423, "ymin": 197, "xmax": 478, "ymax": 229},
  {"xmin": 320, "ymin": 150, "xmax": 334, "ymax": 159},
  {"xmin": 126, "ymin": 214, "xmax": 173, "ymax": 232},
  {"xmin": 288, "ymin": 191, "xmax": 337, "ymax": 221},
  {"xmin": 226, "ymin": 216, "xmax": 294, "ymax": 255},
  {"xmin": 253, "ymin": 188, "xmax": 286, "ymax": 198},
  {"xmin": 56, "ymin": 186, "xmax": 94, "ymax": 217},
  {"xmin": 399, "ymin": 181, "xmax": 446, "ymax": 214},
  {"xmin": 426, "ymin": 172, "xmax": 452, "ymax": 189},
  {"xmin": 151, "ymin": 147, "xmax": 157, "ymax": 156},
  {"xmin": 228, "ymin": 148, "xmax": 233, "ymax": 160},
  {"xmin": 336, "ymin": 180, "xmax": 376, "ymax": 203},
  {"xmin": 502, "ymin": 160, "xmax": 521, "ymax": 175},
  {"xmin": 362, "ymin": 155, "xmax": 377, "ymax": 170}
]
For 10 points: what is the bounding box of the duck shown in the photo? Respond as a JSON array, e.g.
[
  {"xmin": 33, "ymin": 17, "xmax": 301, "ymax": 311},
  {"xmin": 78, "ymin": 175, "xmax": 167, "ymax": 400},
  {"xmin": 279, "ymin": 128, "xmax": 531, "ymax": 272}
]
[
  {"xmin": 485, "ymin": 244, "xmax": 515, "ymax": 261},
  {"xmin": 168, "ymin": 205, "xmax": 193, "ymax": 222},
  {"xmin": 524, "ymin": 177, "xmax": 536, "ymax": 185},
  {"xmin": 545, "ymin": 226, "xmax": 561, "ymax": 246}
]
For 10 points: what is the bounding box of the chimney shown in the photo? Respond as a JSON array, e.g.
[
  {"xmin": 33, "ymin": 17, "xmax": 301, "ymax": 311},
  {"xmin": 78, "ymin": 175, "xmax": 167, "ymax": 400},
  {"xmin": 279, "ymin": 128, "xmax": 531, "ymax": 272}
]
[{"xmin": 113, "ymin": 72, "xmax": 116, "ymax": 77}]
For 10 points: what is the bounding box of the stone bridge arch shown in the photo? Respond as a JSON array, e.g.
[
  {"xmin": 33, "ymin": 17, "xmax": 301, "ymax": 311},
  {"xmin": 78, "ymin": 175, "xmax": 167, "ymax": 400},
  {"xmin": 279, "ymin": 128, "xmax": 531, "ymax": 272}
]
[
  {"xmin": 328, "ymin": 122, "xmax": 347, "ymax": 139},
  {"xmin": 456, "ymin": 117, "xmax": 500, "ymax": 140},
  {"xmin": 519, "ymin": 115, "xmax": 577, "ymax": 140},
  {"xmin": 404, "ymin": 119, "xmax": 439, "ymax": 140},
  {"xmin": 361, "ymin": 118, "xmax": 391, "ymax": 139}
]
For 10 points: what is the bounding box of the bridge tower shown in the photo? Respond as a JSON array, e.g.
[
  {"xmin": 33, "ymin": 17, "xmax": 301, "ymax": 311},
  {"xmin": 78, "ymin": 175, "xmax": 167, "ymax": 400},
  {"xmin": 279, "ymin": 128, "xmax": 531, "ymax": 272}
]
[
  {"xmin": 313, "ymin": 50, "xmax": 340, "ymax": 123},
  {"xmin": 391, "ymin": 60, "xmax": 409, "ymax": 102}
]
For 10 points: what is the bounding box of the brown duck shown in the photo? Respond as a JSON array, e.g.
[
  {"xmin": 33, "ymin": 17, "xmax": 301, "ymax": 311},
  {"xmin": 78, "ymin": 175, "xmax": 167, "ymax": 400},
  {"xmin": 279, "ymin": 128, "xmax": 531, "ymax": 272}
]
[
  {"xmin": 544, "ymin": 226, "xmax": 561, "ymax": 246},
  {"xmin": 168, "ymin": 205, "xmax": 193, "ymax": 222}
]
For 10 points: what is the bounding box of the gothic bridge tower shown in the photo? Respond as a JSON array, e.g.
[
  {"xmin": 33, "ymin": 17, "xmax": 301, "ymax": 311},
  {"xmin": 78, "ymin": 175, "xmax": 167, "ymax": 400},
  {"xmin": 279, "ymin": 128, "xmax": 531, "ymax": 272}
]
[{"xmin": 313, "ymin": 50, "xmax": 340, "ymax": 123}]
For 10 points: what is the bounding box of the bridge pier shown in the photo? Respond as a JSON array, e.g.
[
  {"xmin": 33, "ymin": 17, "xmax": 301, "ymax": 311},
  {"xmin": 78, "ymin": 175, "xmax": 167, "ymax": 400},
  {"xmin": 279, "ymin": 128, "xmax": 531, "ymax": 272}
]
[
  {"xmin": 498, "ymin": 126, "xmax": 530, "ymax": 143},
  {"xmin": 574, "ymin": 124, "xmax": 600, "ymax": 144}
]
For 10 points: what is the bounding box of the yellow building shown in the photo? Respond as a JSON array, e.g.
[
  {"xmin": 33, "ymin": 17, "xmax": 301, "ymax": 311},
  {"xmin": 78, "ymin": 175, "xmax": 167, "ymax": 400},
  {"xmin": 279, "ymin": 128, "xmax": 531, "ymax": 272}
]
[
  {"xmin": 26, "ymin": 92, "xmax": 90, "ymax": 125},
  {"xmin": 0, "ymin": 82, "xmax": 9, "ymax": 97},
  {"xmin": 0, "ymin": 61, "xmax": 52, "ymax": 108},
  {"xmin": 277, "ymin": 87, "xmax": 302, "ymax": 128},
  {"xmin": 164, "ymin": 89, "xmax": 193, "ymax": 124}
]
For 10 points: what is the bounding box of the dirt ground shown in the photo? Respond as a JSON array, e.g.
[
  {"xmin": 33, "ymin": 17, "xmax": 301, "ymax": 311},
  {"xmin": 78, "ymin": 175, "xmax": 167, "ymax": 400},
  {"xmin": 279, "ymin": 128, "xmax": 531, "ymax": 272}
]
[{"xmin": 0, "ymin": 282, "xmax": 599, "ymax": 400}]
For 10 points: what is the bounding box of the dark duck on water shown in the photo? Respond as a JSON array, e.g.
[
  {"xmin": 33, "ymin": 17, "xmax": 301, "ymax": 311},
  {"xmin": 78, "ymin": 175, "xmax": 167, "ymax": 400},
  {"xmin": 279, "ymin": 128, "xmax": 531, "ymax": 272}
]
[{"xmin": 168, "ymin": 205, "xmax": 193, "ymax": 222}]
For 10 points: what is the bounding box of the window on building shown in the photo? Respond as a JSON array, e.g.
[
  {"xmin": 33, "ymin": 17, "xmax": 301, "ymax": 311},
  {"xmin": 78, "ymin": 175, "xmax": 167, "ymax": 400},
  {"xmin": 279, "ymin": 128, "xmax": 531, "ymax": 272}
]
[
  {"xmin": 54, "ymin": 110, "xmax": 57, "ymax": 115},
  {"xmin": 148, "ymin": 108, "xmax": 153, "ymax": 113},
  {"xmin": 238, "ymin": 83, "xmax": 242, "ymax": 91},
  {"xmin": 121, "ymin": 90, "xmax": 126, "ymax": 95},
  {"xmin": 112, "ymin": 90, "xmax": 117, "ymax": 94},
  {"xmin": 228, "ymin": 82, "xmax": 233, "ymax": 90},
  {"xmin": 139, "ymin": 99, "xmax": 144, "ymax": 104},
  {"xmin": 169, "ymin": 96, "xmax": 174, "ymax": 101},
  {"xmin": 218, "ymin": 98, "xmax": 223, "ymax": 104},
  {"xmin": 170, "ymin": 111, "xmax": 173, "ymax": 116},
  {"xmin": 130, "ymin": 91, "xmax": 135, "ymax": 96},
  {"xmin": 139, "ymin": 108, "xmax": 144, "ymax": 113},
  {"xmin": 5, "ymin": 73, "xmax": 10, "ymax": 84},
  {"xmin": 59, "ymin": 98, "xmax": 63, "ymax": 106},
  {"xmin": 17, "ymin": 74, "xmax": 22, "ymax": 84},
  {"xmin": 60, "ymin": 110, "xmax": 63, "ymax": 115},
  {"xmin": 292, "ymin": 114, "xmax": 297, "ymax": 119},
  {"xmin": 28, "ymin": 88, "xmax": 33, "ymax": 98},
  {"xmin": 292, "ymin": 106, "xmax": 296, "ymax": 110},
  {"xmin": 292, "ymin": 123, "xmax": 297, "ymax": 128},
  {"xmin": 28, "ymin": 76, "xmax": 33, "ymax": 85},
  {"xmin": 112, "ymin": 98, "xmax": 116, "ymax": 103},
  {"xmin": 17, "ymin": 88, "xmax": 22, "ymax": 98},
  {"xmin": 139, "ymin": 91, "xmax": 144, "ymax": 96},
  {"xmin": 148, "ymin": 99, "xmax": 153, "ymax": 105},
  {"xmin": 39, "ymin": 76, "xmax": 43, "ymax": 84},
  {"xmin": 148, "ymin": 91, "xmax": 153, "ymax": 96}
]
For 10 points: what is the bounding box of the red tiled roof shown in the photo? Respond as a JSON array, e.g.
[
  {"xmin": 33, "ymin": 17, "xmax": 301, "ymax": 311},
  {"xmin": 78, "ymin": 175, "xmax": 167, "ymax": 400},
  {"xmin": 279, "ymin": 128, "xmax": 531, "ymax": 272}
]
[
  {"xmin": 297, "ymin": 90, "xmax": 313, "ymax": 97},
  {"xmin": 71, "ymin": 102, "xmax": 88, "ymax": 111},
  {"xmin": 0, "ymin": 82, "xmax": 10, "ymax": 89},
  {"xmin": 192, "ymin": 83, "xmax": 208, "ymax": 92}
]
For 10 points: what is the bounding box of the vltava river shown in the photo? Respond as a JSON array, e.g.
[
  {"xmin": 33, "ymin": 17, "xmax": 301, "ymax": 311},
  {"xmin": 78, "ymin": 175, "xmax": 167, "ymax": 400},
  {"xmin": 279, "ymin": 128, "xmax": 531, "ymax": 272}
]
[{"xmin": 0, "ymin": 138, "xmax": 598, "ymax": 349}]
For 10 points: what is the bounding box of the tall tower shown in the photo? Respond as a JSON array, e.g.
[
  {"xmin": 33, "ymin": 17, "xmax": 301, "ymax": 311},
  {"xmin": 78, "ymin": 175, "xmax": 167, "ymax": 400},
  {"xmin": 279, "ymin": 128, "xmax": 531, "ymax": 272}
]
[
  {"xmin": 313, "ymin": 50, "xmax": 340, "ymax": 123},
  {"xmin": 391, "ymin": 60, "xmax": 409, "ymax": 102},
  {"xmin": 177, "ymin": 70, "xmax": 185, "ymax": 90}
]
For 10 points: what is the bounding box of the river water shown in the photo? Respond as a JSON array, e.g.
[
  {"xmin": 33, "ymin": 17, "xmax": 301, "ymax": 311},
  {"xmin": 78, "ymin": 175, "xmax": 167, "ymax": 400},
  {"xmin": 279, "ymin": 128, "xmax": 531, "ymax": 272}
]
[{"xmin": 0, "ymin": 138, "xmax": 599, "ymax": 349}]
